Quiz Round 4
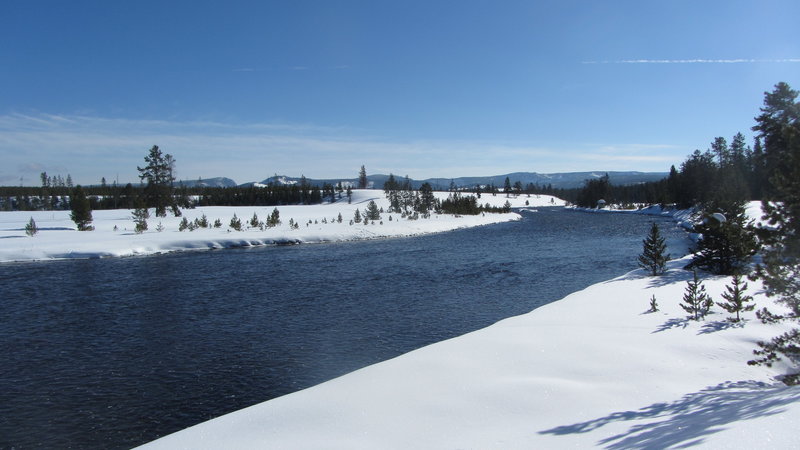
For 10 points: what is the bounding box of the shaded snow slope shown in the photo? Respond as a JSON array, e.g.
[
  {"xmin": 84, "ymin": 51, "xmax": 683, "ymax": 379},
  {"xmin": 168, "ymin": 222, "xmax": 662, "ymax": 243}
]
[
  {"xmin": 141, "ymin": 256, "xmax": 799, "ymax": 449},
  {"xmin": 0, "ymin": 191, "xmax": 564, "ymax": 262}
]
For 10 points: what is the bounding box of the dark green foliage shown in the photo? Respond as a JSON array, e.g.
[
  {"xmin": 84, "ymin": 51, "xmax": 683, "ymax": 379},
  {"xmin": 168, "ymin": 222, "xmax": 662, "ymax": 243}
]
[
  {"xmin": 681, "ymin": 270, "xmax": 713, "ymax": 320},
  {"xmin": 358, "ymin": 165, "xmax": 368, "ymax": 189},
  {"xmin": 366, "ymin": 200, "xmax": 381, "ymax": 221},
  {"xmin": 648, "ymin": 295, "xmax": 659, "ymax": 313},
  {"xmin": 213, "ymin": 218, "xmax": 222, "ymax": 228},
  {"xmin": 69, "ymin": 185, "xmax": 93, "ymax": 231},
  {"xmin": 132, "ymin": 199, "xmax": 149, "ymax": 233},
  {"xmin": 249, "ymin": 212, "xmax": 260, "ymax": 228},
  {"xmin": 196, "ymin": 214, "xmax": 209, "ymax": 228},
  {"xmin": 266, "ymin": 208, "xmax": 281, "ymax": 227},
  {"xmin": 638, "ymin": 222, "xmax": 670, "ymax": 276},
  {"xmin": 575, "ymin": 174, "xmax": 611, "ymax": 208},
  {"xmin": 25, "ymin": 217, "xmax": 38, "ymax": 236},
  {"xmin": 749, "ymin": 83, "xmax": 800, "ymax": 383},
  {"xmin": 716, "ymin": 273, "xmax": 755, "ymax": 322},
  {"xmin": 691, "ymin": 202, "xmax": 758, "ymax": 275},
  {"xmin": 178, "ymin": 217, "xmax": 190, "ymax": 231},
  {"xmin": 229, "ymin": 213, "xmax": 242, "ymax": 231},
  {"xmin": 353, "ymin": 208, "xmax": 362, "ymax": 223},
  {"xmin": 137, "ymin": 145, "xmax": 176, "ymax": 217}
]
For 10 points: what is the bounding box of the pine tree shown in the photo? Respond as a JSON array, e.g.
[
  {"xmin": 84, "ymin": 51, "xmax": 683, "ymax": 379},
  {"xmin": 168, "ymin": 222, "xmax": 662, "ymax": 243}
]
[
  {"xmin": 749, "ymin": 82, "xmax": 800, "ymax": 382},
  {"xmin": 25, "ymin": 217, "xmax": 38, "ymax": 236},
  {"xmin": 69, "ymin": 185, "xmax": 93, "ymax": 231},
  {"xmin": 358, "ymin": 165, "xmax": 368, "ymax": 189},
  {"xmin": 178, "ymin": 217, "xmax": 190, "ymax": 231},
  {"xmin": 229, "ymin": 213, "xmax": 242, "ymax": 231},
  {"xmin": 132, "ymin": 199, "xmax": 150, "ymax": 233},
  {"xmin": 366, "ymin": 200, "xmax": 381, "ymax": 220},
  {"xmin": 353, "ymin": 208, "xmax": 362, "ymax": 223},
  {"xmin": 681, "ymin": 270, "xmax": 712, "ymax": 320},
  {"xmin": 716, "ymin": 273, "xmax": 755, "ymax": 322},
  {"xmin": 691, "ymin": 203, "xmax": 758, "ymax": 275},
  {"xmin": 266, "ymin": 208, "xmax": 281, "ymax": 227},
  {"xmin": 250, "ymin": 212, "xmax": 260, "ymax": 228},
  {"xmin": 648, "ymin": 295, "xmax": 659, "ymax": 313},
  {"xmin": 137, "ymin": 145, "xmax": 177, "ymax": 217},
  {"xmin": 638, "ymin": 222, "xmax": 670, "ymax": 276}
]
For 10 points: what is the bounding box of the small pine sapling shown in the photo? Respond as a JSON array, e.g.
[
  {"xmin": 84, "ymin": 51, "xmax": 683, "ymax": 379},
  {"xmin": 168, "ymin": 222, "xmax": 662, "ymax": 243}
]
[
  {"xmin": 25, "ymin": 217, "xmax": 38, "ymax": 236},
  {"xmin": 716, "ymin": 273, "xmax": 755, "ymax": 322},
  {"xmin": 681, "ymin": 270, "xmax": 712, "ymax": 320},
  {"xmin": 229, "ymin": 213, "xmax": 242, "ymax": 231},
  {"xmin": 178, "ymin": 217, "xmax": 190, "ymax": 231},
  {"xmin": 249, "ymin": 212, "xmax": 260, "ymax": 228},
  {"xmin": 638, "ymin": 222, "xmax": 670, "ymax": 276},
  {"xmin": 648, "ymin": 295, "xmax": 659, "ymax": 313},
  {"xmin": 213, "ymin": 218, "xmax": 222, "ymax": 228},
  {"xmin": 156, "ymin": 222, "xmax": 165, "ymax": 232}
]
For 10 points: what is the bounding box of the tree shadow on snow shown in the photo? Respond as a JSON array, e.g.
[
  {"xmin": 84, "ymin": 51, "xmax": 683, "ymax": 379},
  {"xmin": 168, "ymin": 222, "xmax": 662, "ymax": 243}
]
[
  {"xmin": 538, "ymin": 380, "xmax": 800, "ymax": 449},
  {"xmin": 652, "ymin": 317, "xmax": 691, "ymax": 333},
  {"xmin": 698, "ymin": 319, "xmax": 745, "ymax": 335}
]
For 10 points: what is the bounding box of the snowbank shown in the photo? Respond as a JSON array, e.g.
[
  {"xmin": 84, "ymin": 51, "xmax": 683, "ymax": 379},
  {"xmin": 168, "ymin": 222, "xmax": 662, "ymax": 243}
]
[
  {"xmin": 140, "ymin": 256, "xmax": 799, "ymax": 449},
  {"xmin": 0, "ymin": 191, "xmax": 564, "ymax": 263}
]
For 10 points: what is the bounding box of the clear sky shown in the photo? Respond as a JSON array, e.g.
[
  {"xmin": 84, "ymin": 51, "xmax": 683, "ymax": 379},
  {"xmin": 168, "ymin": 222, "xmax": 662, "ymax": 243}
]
[{"xmin": 2, "ymin": 0, "xmax": 799, "ymax": 186}]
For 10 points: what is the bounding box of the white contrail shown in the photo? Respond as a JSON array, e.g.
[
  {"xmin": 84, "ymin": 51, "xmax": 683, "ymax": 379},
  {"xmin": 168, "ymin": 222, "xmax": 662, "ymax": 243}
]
[{"xmin": 583, "ymin": 58, "xmax": 800, "ymax": 64}]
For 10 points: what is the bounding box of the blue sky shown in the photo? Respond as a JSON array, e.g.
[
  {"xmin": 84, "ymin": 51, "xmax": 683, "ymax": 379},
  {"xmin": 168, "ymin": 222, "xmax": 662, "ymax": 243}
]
[{"xmin": 2, "ymin": 0, "xmax": 799, "ymax": 186}]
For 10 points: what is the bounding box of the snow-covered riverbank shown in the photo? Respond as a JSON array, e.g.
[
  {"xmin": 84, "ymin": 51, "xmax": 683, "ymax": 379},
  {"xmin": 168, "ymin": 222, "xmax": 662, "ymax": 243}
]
[
  {"xmin": 141, "ymin": 254, "xmax": 799, "ymax": 449},
  {"xmin": 0, "ymin": 191, "xmax": 563, "ymax": 263},
  {"xmin": 138, "ymin": 200, "xmax": 799, "ymax": 449}
]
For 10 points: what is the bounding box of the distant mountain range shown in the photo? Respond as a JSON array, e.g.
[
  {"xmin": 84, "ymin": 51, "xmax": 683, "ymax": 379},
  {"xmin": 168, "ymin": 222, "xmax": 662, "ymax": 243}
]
[{"xmin": 192, "ymin": 171, "xmax": 667, "ymax": 190}]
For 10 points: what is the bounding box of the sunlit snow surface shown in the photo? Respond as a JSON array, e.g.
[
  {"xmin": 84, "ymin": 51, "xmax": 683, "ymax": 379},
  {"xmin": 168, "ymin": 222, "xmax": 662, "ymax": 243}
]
[{"xmin": 0, "ymin": 190, "xmax": 562, "ymax": 262}]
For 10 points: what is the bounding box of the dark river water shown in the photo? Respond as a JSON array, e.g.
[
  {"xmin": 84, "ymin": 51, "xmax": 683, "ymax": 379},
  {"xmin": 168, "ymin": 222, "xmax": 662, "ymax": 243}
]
[{"xmin": 0, "ymin": 208, "xmax": 688, "ymax": 449}]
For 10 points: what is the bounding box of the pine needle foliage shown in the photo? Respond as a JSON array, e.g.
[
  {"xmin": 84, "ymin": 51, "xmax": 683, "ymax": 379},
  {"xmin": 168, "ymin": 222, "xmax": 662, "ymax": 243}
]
[
  {"xmin": 638, "ymin": 222, "xmax": 670, "ymax": 276},
  {"xmin": 716, "ymin": 273, "xmax": 755, "ymax": 322},
  {"xmin": 681, "ymin": 270, "xmax": 713, "ymax": 320},
  {"xmin": 25, "ymin": 217, "xmax": 38, "ymax": 236}
]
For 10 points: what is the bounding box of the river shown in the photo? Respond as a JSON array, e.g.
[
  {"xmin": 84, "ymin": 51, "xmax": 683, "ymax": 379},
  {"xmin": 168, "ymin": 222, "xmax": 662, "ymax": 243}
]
[{"xmin": 0, "ymin": 208, "xmax": 688, "ymax": 448}]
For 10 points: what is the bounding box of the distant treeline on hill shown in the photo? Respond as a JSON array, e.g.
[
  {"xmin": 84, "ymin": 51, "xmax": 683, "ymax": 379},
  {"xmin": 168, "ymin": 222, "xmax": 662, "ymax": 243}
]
[{"xmin": 568, "ymin": 132, "xmax": 768, "ymax": 208}]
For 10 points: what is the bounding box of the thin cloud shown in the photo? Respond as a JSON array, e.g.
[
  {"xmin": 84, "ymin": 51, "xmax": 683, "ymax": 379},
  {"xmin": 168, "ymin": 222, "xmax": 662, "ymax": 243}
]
[
  {"xmin": 583, "ymin": 58, "xmax": 800, "ymax": 64},
  {"xmin": 0, "ymin": 113, "xmax": 687, "ymax": 184}
]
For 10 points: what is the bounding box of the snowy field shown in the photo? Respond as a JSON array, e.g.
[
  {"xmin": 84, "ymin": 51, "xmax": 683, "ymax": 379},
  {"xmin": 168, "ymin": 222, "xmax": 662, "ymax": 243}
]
[
  {"xmin": 0, "ymin": 190, "xmax": 563, "ymax": 263},
  {"xmin": 139, "ymin": 201, "xmax": 800, "ymax": 449}
]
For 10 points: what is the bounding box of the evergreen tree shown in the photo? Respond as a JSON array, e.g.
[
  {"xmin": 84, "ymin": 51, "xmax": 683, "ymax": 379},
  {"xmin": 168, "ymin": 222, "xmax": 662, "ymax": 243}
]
[
  {"xmin": 648, "ymin": 295, "xmax": 659, "ymax": 313},
  {"xmin": 346, "ymin": 186, "xmax": 352, "ymax": 203},
  {"xmin": 358, "ymin": 165, "xmax": 368, "ymax": 189},
  {"xmin": 267, "ymin": 208, "xmax": 281, "ymax": 227},
  {"xmin": 250, "ymin": 212, "xmax": 260, "ymax": 228},
  {"xmin": 353, "ymin": 208, "xmax": 362, "ymax": 223},
  {"xmin": 749, "ymin": 82, "xmax": 800, "ymax": 382},
  {"xmin": 681, "ymin": 270, "xmax": 713, "ymax": 320},
  {"xmin": 504, "ymin": 177, "xmax": 512, "ymax": 197},
  {"xmin": 638, "ymin": 222, "xmax": 670, "ymax": 276},
  {"xmin": 716, "ymin": 273, "xmax": 755, "ymax": 322},
  {"xmin": 229, "ymin": 213, "xmax": 242, "ymax": 231},
  {"xmin": 365, "ymin": 200, "xmax": 381, "ymax": 221},
  {"xmin": 178, "ymin": 217, "xmax": 190, "ymax": 231},
  {"xmin": 132, "ymin": 199, "xmax": 150, "ymax": 233},
  {"xmin": 137, "ymin": 145, "xmax": 177, "ymax": 217},
  {"xmin": 25, "ymin": 217, "xmax": 38, "ymax": 236},
  {"xmin": 69, "ymin": 185, "xmax": 93, "ymax": 231},
  {"xmin": 691, "ymin": 202, "xmax": 758, "ymax": 275}
]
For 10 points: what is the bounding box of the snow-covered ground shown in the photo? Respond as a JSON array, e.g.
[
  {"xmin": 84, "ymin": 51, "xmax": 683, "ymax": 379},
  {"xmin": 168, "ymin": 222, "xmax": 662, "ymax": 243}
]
[
  {"xmin": 140, "ymin": 254, "xmax": 799, "ymax": 449},
  {"xmin": 0, "ymin": 190, "xmax": 563, "ymax": 262},
  {"xmin": 138, "ymin": 200, "xmax": 800, "ymax": 449}
]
